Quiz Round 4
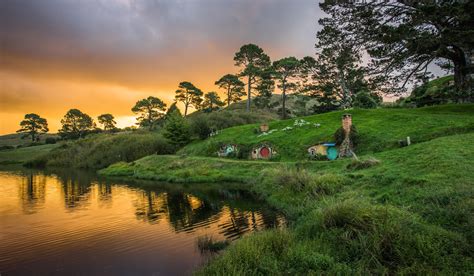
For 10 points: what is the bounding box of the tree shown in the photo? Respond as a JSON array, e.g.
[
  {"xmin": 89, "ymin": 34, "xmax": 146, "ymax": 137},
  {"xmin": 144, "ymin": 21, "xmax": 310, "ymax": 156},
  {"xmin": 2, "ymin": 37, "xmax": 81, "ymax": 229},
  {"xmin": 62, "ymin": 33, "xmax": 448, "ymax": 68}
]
[
  {"xmin": 234, "ymin": 44, "xmax": 271, "ymax": 111},
  {"xmin": 319, "ymin": 1, "xmax": 474, "ymax": 98},
  {"xmin": 97, "ymin": 114, "xmax": 116, "ymax": 131},
  {"xmin": 16, "ymin": 113, "xmax": 49, "ymax": 142},
  {"xmin": 254, "ymin": 68, "xmax": 275, "ymax": 109},
  {"xmin": 215, "ymin": 74, "xmax": 246, "ymax": 107},
  {"xmin": 273, "ymin": 57, "xmax": 300, "ymax": 118},
  {"xmin": 59, "ymin": 109, "xmax": 95, "ymax": 139},
  {"xmin": 131, "ymin": 96, "xmax": 167, "ymax": 130},
  {"xmin": 201, "ymin": 92, "xmax": 225, "ymax": 112},
  {"xmin": 175, "ymin": 81, "xmax": 203, "ymax": 116},
  {"xmin": 163, "ymin": 108, "xmax": 191, "ymax": 147}
]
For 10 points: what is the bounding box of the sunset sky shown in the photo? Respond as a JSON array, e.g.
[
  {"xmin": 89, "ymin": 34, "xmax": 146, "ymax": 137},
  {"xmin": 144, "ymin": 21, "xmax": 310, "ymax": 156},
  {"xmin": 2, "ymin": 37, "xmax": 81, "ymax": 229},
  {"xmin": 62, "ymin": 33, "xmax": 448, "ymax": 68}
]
[{"xmin": 0, "ymin": 0, "xmax": 324, "ymax": 134}]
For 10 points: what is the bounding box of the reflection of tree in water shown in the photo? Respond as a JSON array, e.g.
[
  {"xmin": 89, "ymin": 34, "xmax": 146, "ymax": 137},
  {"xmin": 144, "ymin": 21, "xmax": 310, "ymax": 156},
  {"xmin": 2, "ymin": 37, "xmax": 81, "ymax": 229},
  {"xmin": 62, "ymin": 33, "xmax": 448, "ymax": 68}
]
[
  {"xmin": 54, "ymin": 169, "xmax": 94, "ymax": 210},
  {"xmin": 132, "ymin": 186, "xmax": 285, "ymax": 239},
  {"xmin": 19, "ymin": 172, "xmax": 47, "ymax": 214},
  {"xmin": 133, "ymin": 190, "xmax": 220, "ymax": 230},
  {"xmin": 166, "ymin": 192, "xmax": 220, "ymax": 232},
  {"xmin": 134, "ymin": 191, "xmax": 167, "ymax": 223},
  {"xmin": 96, "ymin": 181, "xmax": 113, "ymax": 208}
]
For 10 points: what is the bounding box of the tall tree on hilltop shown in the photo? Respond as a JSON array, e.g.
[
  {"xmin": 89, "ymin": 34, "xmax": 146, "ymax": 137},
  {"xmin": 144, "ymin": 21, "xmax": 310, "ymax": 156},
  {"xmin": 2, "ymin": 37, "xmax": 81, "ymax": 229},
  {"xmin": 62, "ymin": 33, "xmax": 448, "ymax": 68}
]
[
  {"xmin": 97, "ymin": 113, "xmax": 116, "ymax": 131},
  {"xmin": 201, "ymin": 92, "xmax": 225, "ymax": 112},
  {"xmin": 17, "ymin": 113, "xmax": 49, "ymax": 142},
  {"xmin": 254, "ymin": 67, "xmax": 275, "ymax": 109},
  {"xmin": 273, "ymin": 57, "xmax": 300, "ymax": 118},
  {"xmin": 131, "ymin": 96, "xmax": 167, "ymax": 130},
  {"xmin": 234, "ymin": 44, "xmax": 271, "ymax": 111},
  {"xmin": 215, "ymin": 74, "xmax": 245, "ymax": 107},
  {"xmin": 319, "ymin": 1, "xmax": 474, "ymax": 99},
  {"xmin": 59, "ymin": 109, "xmax": 95, "ymax": 139},
  {"xmin": 175, "ymin": 81, "xmax": 203, "ymax": 116}
]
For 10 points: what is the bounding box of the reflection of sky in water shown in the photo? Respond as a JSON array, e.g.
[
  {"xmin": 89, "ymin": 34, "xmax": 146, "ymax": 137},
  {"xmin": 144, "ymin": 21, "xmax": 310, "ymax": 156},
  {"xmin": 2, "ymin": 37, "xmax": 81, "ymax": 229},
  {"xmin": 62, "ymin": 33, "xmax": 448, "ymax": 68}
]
[{"xmin": 0, "ymin": 169, "xmax": 284, "ymax": 275}]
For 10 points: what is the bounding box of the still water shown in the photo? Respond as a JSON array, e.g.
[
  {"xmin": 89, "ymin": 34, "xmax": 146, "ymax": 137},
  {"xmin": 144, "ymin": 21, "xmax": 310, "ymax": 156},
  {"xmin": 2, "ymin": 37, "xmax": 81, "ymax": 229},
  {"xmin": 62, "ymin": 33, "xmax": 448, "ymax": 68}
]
[{"xmin": 0, "ymin": 167, "xmax": 284, "ymax": 275}]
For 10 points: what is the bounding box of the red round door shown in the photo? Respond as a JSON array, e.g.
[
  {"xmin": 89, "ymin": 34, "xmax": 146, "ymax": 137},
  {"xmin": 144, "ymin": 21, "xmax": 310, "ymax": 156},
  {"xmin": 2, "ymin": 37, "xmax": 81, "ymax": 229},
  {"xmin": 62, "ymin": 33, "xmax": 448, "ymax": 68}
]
[{"xmin": 260, "ymin": 147, "xmax": 270, "ymax": 158}]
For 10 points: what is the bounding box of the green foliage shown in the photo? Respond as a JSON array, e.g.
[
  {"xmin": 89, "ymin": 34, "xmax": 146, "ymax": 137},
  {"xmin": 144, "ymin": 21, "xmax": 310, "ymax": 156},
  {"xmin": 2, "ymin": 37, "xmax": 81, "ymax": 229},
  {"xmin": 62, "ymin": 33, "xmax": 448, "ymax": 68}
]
[
  {"xmin": 273, "ymin": 57, "xmax": 300, "ymax": 118},
  {"xmin": 189, "ymin": 116, "xmax": 212, "ymax": 140},
  {"xmin": 131, "ymin": 96, "xmax": 167, "ymax": 130},
  {"xmin": 58, "ymin": 109, "xmax": 95, "ymax": 139},
  {"xmin": 163, "ymin": 111, "xmax": 192, "ymax": 147},
  {"xmin": 215, "ymin": 74, "xmax": 245, "ymax": 107},
  {"xmin": 27, "ymin": 132, "xmax": 175, "ymax": 169},
  {"xmin": 201, "ymin": 91, "xmax": 225, "ymax": 112},
  {"xmin": 175, "ymin": 81, "xmax": 203, "ymax": 116},
  {"xmin": 353, "ymin": 91, "xmax": 381, "ymax": 109},
  {"xmin": 253, "ymin": 67, "xmax": 275, "ymax": 109},
  {"xmin": 234, "ymin": 44, "xmax": 271, "ymax": 111},
  {"xmin": 97, "ymin": 113, "xmax": 117, "ymax": 131},
  {"xmin": 16, "ymin": 113, "xmax": 49, "ymax": 142},
  {"xmin": 402, "ymin": 76, "xmax": 464, "ymax": 107},
  {"xmin": 196, "ymin": 235, "xmax": 229, "ymax": 254},
  {"xmin": 44, "ymin": 137, "xmax": 57, "ymax": 144},
  {"xmin": 334, "ymin": 125, "xmax": 359, "ymax": 147},
  {"xmin": 319, "ymin": 1, "xmax": 474, "ymax": 94}
]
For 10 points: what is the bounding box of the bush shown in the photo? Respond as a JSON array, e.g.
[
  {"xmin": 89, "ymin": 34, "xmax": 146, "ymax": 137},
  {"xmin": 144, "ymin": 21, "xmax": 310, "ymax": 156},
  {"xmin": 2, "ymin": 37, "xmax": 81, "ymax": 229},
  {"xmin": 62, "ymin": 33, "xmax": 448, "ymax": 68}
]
[
  {"xmin": 353, "ymin": 92, "xmax": 381, "ymax": 109},
  {"xmin": 189, "ymin": 116, "xmax": 212, "ymax": 140},
  {"xmin": 28, "ymin": 132, "xmax": 175, "ymax": 169},
  {"xmin": 0, "ymin": 145, "xmax": 15, "ymax": 151},
  {"xmin": 163, "ymin": 113, "xmax": 192, "ymax": 147},
  {"xmin": 45, "ymin": 137, "xmax": 57, "ymax": 144}
]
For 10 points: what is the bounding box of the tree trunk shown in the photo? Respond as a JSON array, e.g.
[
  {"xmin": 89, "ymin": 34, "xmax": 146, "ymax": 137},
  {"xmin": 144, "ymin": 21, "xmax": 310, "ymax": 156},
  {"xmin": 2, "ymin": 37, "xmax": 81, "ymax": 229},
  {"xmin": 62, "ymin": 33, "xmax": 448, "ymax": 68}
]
[
  {"xmin": 184, "ymin": 103, "xmax": 188, "ymax": 117},
  {"xmin": 246, "ymin": 76, "xmax": 251, "ymax": 112},
  {"xmin": 282, "ymin": 83, "xmax": 287, "ymax": 119},
  {"xmin": 452, "ymin": 47, "xmax": 473, "ymax": 102},
  {"xmin": 227, "ymin": 87, "xmax": 231, "ymax": 107}
]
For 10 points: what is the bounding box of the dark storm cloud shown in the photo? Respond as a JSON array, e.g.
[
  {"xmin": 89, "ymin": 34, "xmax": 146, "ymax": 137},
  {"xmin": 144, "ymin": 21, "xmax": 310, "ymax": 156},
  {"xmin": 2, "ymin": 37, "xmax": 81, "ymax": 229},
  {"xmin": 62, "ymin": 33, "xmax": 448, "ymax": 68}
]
[
  {"xmin": 1, "ymin": 0, "xmax": 322, "ymax": 88},
  {"xmin": 0, "ymin": 0, "xmax": 323, "ymax": 134}
]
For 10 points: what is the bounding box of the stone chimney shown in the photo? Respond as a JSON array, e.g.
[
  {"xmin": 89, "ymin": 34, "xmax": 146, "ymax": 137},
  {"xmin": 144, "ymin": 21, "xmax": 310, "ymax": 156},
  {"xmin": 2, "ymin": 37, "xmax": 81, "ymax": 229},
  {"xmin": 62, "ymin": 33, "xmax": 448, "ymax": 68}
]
[
  {"xmin": 339, "ymin": 114, "xmax": 353, "ymax": 158},
  {"xmin": 342, "ymin": 114, "xmax": 352, "ymax": 134}
]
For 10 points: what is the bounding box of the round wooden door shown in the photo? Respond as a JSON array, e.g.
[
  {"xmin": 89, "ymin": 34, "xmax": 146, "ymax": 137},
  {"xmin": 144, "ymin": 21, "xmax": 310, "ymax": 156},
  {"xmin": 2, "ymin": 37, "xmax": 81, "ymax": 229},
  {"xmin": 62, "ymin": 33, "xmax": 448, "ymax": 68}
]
[{"xmin": 260, "ymin": 147, "xmax": 270, "ymax": 158}]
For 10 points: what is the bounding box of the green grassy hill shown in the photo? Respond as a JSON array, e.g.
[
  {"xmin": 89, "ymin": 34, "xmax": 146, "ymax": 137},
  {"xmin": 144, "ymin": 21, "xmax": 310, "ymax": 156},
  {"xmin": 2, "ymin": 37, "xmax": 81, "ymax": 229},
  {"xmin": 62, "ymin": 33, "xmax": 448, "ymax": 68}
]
[
  {"xmin": 180, "ymin": 104, "xmax": 474, "ymax": 160},
  {"xmin": 100, "ymin": 105, "xmax": 474, "ymax": 274}
]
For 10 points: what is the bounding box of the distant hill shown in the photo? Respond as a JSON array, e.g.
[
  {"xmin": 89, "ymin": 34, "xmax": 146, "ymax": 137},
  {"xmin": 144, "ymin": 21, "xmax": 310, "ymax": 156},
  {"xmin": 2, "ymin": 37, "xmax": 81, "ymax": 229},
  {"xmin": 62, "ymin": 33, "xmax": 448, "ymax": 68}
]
[{"xmin": 0, "ymin": 133, "xmax": 59, "ymax": 147}]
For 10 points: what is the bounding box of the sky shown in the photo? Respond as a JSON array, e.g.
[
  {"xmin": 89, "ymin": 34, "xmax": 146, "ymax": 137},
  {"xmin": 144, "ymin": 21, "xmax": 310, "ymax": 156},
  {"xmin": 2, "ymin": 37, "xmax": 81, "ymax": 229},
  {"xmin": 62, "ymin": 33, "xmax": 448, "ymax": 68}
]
[{"xmin": 0, "ymin": 0, "xmax": 324, "ymax": 134}]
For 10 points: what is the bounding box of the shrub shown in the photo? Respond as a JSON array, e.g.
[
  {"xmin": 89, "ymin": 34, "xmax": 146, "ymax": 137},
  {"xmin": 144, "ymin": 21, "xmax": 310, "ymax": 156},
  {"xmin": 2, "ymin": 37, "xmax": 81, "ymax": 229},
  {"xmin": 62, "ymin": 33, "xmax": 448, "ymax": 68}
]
[
  {"xmin": 0, "ymin": 145, "xmax": 15, "ymax": 151},
  {"xmin": 45, "ymin": 137, "xmax": 57, "ymax": 144},
  {"xmin": 353, "ymin": 92, "xmax": 381, "ymax": 109},
  {"xmin": 190, "ymin": 116, "xmax": 212, "ymax": 140},
  {"xmin": 196, "ymin": 235, "xmax": 229, "ymax": 253},
  {"xmin": 163, "ymin": 113, "xmax": 192, "ymax": 147},
  {"xmin": 28, "ymin": 132, "xmax": 175, "ymax": 169}
]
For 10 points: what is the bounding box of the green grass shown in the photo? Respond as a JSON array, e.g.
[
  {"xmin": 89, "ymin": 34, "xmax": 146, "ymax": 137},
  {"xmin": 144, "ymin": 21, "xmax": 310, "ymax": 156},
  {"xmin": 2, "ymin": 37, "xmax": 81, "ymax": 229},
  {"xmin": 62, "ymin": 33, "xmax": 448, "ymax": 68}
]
[
  {"xmin": 0, "ymin": 144, "xmax": 59, "ymax": 165},
  {"xmin": 179, "ymin": 104, "xmax": 474, "ymax": 160},
  {"xmin": 100, "ymin": 104, "xmax": 474, "ymax": 274}
]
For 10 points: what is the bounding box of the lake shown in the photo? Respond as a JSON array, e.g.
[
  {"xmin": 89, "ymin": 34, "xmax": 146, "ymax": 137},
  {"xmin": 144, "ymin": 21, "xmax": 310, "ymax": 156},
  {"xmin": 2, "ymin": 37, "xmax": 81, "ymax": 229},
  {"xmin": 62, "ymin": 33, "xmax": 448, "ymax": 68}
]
[{"xmin": 0, "ymin": 167, "xmax": 284, "ymax": 275}]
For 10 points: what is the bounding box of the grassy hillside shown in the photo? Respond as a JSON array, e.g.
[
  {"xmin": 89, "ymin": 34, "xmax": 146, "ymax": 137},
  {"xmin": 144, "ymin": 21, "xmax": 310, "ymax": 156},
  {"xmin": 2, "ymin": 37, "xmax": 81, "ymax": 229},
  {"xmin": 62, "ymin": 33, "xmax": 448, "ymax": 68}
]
[
  {"xmin": 100, "ymin": 104, "xmax": 474, "ymax": 274},
  {"xmin": 179, "ymin": 104, "xmax": 474, "ymax": 160},
  {"xmin": 0, "ymin": 133, "xmax": 59, "ymax": 147},
  {"xmin": 0, "ymin": 144, "xmax": 59, "ymax": 165},
  {"xmin": 101, "ymin": 132, "xmax": 474, "ymax": 274}
]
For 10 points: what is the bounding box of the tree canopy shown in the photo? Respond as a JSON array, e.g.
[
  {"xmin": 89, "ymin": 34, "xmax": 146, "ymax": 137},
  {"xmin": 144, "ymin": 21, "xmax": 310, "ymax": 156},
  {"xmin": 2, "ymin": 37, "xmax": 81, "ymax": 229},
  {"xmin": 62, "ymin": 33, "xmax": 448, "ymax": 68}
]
[
  {"xmin": 319, "ymin": 0, "xmax": 474, "ymax": 99},
  {"xmin": 175, "ymin": 81, "xmax": 203, "ymax": 116},
  {"xmin": 97, "ymin": 113, "xmax": 117, "ymax": 131},
  {"xmin": 201, "ymin": 92, "xmax": 225, "ymax": 112},
  {"xmin": 131, "ymin": 96, "xmax": 167, "ymax": 130},
  {"xmin": 234, "ymin": 44, "xmax": 271, "ymax": 111},
  {"xmin": 17, "ymin": 113, "xmax": 49, "ymax": 142},
  {"xmin": 59, "ymin": 109, "xmax": 95, "ymax": 139},
  {"xmin": 273, "ymin": 57, "xmax": 300, "ymax": 118},
  {"xmin": 215, "ymin": 74, "xmax": 246, "ymax": 107}
]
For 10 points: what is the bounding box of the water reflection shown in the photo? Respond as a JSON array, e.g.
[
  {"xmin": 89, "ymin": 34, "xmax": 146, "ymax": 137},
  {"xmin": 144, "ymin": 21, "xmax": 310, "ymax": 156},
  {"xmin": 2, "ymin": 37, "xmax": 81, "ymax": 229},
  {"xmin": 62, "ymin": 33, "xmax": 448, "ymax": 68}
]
[{"xmin": 0, "ymin": 167, "xmax": 285, "ymax": 275}]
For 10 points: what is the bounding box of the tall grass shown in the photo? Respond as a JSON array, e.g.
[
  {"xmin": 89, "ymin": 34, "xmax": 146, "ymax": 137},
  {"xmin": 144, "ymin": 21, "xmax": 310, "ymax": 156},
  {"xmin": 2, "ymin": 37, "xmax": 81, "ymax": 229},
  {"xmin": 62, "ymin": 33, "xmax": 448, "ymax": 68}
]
[{"xmin": 26, "ymin": 132, "xmax": 175, "ymax": 169}]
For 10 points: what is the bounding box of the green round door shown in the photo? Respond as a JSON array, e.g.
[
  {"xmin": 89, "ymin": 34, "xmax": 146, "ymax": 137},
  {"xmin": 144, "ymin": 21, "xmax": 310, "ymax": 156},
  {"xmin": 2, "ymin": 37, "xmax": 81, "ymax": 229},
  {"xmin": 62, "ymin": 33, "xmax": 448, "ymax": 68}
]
[{"xmin": 326, "ymin": 147, "xmax": 338, "ymax": 160}]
